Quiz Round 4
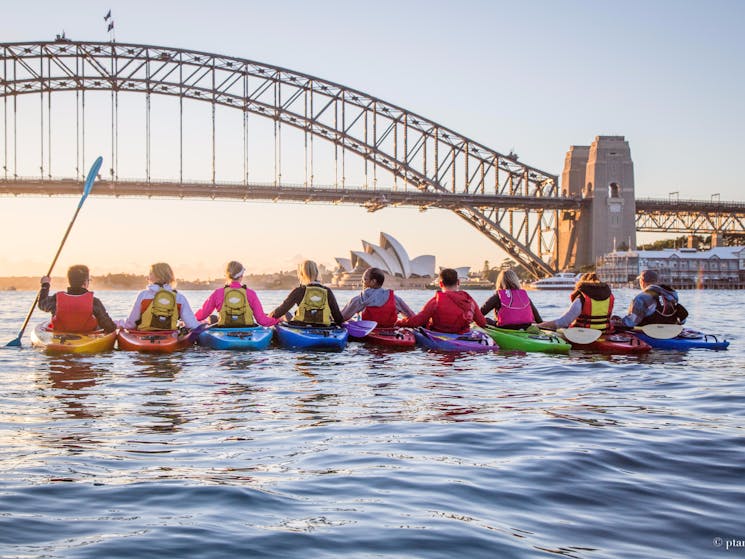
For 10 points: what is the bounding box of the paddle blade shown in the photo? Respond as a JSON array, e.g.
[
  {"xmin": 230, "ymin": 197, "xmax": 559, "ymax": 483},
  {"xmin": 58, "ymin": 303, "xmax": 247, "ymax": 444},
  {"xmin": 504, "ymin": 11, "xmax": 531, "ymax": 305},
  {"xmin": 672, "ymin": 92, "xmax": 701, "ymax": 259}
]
[
  {"xmin": 560, "ymin": 327, "xmax": 602, "ymax": 344},
  {"xmin": 344, "ymin": 320, "xmax": 377, "ymax": 338},
  {"xmin": 4, "ymin": 336, "xmax": 22, "ymax": 348},
  {"xmin": 636, "ymin": 323, "xmax": 683, "ymax": 339},
  {"xmin": 79, "ymin": 156, "xmax": 104, "ymax": 208}
]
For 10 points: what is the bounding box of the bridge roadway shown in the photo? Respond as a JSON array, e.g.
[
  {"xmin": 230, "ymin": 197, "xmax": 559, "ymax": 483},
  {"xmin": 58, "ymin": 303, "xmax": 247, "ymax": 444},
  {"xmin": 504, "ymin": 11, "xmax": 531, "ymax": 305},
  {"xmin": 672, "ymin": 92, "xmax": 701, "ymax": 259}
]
[{"xmin": 0, "ymin": 178, "xmax": 584, "ymax": 212}]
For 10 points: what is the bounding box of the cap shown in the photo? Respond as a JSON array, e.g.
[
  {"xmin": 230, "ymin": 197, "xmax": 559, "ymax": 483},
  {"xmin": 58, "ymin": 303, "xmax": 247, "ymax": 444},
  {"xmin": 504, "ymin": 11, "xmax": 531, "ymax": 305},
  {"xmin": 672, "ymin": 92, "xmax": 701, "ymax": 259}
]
[{"xmin": 638, "ymin": 269, "xmax": 658, "ymax": 284}]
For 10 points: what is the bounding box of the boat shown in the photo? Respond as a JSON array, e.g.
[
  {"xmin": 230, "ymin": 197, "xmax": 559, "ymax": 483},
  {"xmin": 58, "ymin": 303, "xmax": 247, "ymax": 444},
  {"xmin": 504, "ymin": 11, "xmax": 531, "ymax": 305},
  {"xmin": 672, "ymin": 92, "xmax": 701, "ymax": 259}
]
[
  {"xmin": 526, "ymin": 272, "xmax": 580, "ymax": 290},
  {"xmin": 30, "ymin": 321, "xmax": 116, "ymax": 354},
  {"xmin": 362, "ymin": 327, "xmax": 417, "ymax": 349},
  {"xmin": 560, "ymin": 330, "xmax": 651, "ymax": 353},
  {"xmin": 634, "ymin": 328, "xmax": 729, "ymax": 350},
  {"xmin": 275, "ymin": 322, "xmax": 348, "ymax": 351},
  {"xmin": 117, "ymin": 328, "xmax": 199, "ymax": 353},
  {"xmin": 197, "ymin": 326, "xmax": 274, "ymax": 351},
  {"xmin": 481, "ymin": 325, "xmax": 570, "ymax": 354},
  {"xmin": 413, "ymin": 327, "xmax": 497, "ymax": 352}
]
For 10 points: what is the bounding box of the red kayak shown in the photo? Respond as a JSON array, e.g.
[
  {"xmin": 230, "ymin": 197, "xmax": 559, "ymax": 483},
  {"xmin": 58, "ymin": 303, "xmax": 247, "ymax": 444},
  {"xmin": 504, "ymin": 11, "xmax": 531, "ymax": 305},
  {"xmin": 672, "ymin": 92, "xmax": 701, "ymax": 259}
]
[
  {"xmin": 117, "ymin": 328, "xmax": 198, "ymax": 353},
  {"xmin": 571, "ymin": 331, "xmax": 651, "ymax": 353},
  {"xmin": 365, "ymin": 327, "xmax": 416, "ymax": 349}
]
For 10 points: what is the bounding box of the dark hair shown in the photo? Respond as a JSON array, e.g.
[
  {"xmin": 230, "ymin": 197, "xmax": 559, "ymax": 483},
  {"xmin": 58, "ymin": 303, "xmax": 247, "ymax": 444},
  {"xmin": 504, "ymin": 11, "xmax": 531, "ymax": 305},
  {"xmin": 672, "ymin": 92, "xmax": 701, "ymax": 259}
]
[
  {"xmin": 365, "ymin": 267, "xmax": 385, "ymax": 286},
  {"xmin": 439, "ymin": 268, "xmax": 459, "ymax": 287},
  {"xmin": 67, "ymin": 265, "xmax": 90, "ymax": 289}
]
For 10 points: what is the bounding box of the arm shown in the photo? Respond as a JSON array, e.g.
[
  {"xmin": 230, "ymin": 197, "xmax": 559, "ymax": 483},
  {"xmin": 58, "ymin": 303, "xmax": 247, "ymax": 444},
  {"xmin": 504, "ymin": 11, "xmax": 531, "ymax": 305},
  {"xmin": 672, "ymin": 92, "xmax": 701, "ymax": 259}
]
[
  {"xmin": 326, "ymin": 289, "xmax": 345, "ymax": 325},
  {"xmin": 270, "ymin": 287, "xmax": 304, "ymax": 318},
  {"xmin": 340, "ymin": 294, "xmax": 364, "ymax": 321},
  {"xmin": 538, "ymin": 299, "xmax": 582, "ymax": 330},
  {"xmin": 394, "ymin": 295, "xmax": 416, "ymax": 318},
  {"xmin": 529, "ymin": 300, "xmax": 543, "ymax": 323},
  {"xmin": 621, "ymin": 293, "xmax": 651, "ymax": 328},
  {"xmin": 123, "ymin": 291, "xmax": 147, "ymax": 329},
  {"xmin": 480, "ymin": 293, "xmax": 500, "ymax": 317},
  {"xmin": 396, "ymin": 297, "xmax": 436, "ymax": 328},
  {"xmin": 92, "ymin": 297, "xmax": 117, "ymax": 333},
  {"xmin": 194, "ymin": 289, "xmax": 221, "ymax": 322},
  {"xmin": 37, "ymin": 281, "xmax": 56, "ymax": 313},
  {"xmin": 245, "ymin": 289, "xmax": 279, "ymax": 327}
]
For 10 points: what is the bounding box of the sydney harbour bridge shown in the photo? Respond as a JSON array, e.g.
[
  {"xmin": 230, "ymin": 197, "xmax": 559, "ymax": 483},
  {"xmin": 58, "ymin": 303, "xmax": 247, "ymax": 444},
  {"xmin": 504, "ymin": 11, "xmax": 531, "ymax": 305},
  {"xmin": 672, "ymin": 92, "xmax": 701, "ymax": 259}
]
[{"xmin": 1, "ymin": 40, "xmax": 744, "ymax": 279}]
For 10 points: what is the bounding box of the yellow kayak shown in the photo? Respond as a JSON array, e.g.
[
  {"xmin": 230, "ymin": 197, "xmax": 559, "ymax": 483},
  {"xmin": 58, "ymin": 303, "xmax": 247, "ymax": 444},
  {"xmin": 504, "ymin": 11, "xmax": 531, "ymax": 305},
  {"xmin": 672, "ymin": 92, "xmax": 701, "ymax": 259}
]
[{"xmin": 30, "ymin": 321, "xmax": 117, "ymax": 354}]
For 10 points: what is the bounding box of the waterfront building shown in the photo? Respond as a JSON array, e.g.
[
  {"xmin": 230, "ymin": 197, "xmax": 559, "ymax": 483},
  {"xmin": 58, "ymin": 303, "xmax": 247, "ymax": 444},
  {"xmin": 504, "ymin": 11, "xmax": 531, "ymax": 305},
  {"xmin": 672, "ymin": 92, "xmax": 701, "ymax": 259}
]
[{"xmin": 596, "ymin": 247, "xmax": 745, "ymax": 289}]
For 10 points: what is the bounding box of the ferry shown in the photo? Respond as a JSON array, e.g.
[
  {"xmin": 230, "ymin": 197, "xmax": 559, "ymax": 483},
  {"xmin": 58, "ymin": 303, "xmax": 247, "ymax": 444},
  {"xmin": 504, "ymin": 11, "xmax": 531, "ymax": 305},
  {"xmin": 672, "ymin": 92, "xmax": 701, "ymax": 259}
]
[{"xmin": 526, "ymin": 272, "xmax": 580, "ymax": 290}]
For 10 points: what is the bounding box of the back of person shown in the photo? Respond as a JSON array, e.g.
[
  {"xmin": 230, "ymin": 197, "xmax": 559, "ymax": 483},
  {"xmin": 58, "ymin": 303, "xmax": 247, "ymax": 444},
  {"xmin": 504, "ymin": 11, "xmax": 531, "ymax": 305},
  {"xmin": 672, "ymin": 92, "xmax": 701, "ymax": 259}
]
[
  {"xmin": 571, "ymin": 278, "xmax": 614, "ymax": 331},
  {"xmin": 638, "ymin": 285, "xmax": 688, "ymax": 326},
  {"xmin": 429, "ymin": 290, "xmax": 478, "ymax": 334},
  {"xmin": 360, "ymin": 289, "xmax": 398, "ymax": 327},
  {"xmin": 51, "ymin": 291, "xmax": 98, "ymax": 333},
  {"xmin": 218, "ymin": 286, "xmax": 256, "ymax": 327},
  {"xmin": 294, "ymin": 284, "xmax": 332, "ymax": 325},
  {"xmin": 138, "ymin": 288, "xmax": 179, "ymax": 331},
  {"xmin": 496, "ymin": 289, "xmax": 534, "ymax": 327}
]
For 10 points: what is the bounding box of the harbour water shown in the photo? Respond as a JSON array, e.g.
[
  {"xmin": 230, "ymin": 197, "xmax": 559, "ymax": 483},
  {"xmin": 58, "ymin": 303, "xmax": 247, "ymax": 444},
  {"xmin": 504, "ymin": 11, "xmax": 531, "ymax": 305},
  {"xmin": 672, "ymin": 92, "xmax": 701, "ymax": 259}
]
[{"xmin": 0, "ymin": 288, "xmax": 742, "ymax": 558}]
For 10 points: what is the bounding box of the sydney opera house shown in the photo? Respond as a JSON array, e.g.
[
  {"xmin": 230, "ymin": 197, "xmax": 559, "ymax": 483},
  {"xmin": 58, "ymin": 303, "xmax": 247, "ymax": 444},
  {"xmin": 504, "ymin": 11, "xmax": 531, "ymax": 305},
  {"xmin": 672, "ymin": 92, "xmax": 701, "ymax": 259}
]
[{"xmin": 332, "ymin": 232, "xmax": 436, "ymax": 288}]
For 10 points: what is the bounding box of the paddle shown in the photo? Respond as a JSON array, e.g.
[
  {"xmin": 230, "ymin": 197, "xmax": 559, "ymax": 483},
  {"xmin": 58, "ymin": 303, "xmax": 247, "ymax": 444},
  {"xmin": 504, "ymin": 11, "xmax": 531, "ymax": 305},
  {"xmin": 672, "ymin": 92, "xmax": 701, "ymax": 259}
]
[
  {"xmin": 634, "ymin": 323, "xmax": 683, "ymax": 339},
  {"xmin": 558, "ymin": 327, "xmax": 602, "ymax": 345},
  {"xmin": 343, "ymin": 320, "xmax": 377, "ymax": 338},
  {"xmin": 5, "ymin": 156, "xmax": 104, "ymax": 348}
]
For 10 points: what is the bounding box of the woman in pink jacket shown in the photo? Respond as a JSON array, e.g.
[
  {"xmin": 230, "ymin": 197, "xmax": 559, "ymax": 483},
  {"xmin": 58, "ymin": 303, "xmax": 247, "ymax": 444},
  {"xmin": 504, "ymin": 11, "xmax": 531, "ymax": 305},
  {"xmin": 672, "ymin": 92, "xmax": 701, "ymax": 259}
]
[{"xmin": 194, "ymin": 261, "xmax": 279, "ymax": 327}]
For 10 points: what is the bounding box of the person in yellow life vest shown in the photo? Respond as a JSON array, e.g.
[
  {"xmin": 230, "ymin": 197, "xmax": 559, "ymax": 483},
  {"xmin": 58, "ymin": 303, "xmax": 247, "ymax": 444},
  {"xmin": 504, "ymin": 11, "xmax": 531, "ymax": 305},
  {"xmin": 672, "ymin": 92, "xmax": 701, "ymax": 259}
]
[
  {"xmin": 270, "ymin": 260, "xmax": 345, "ymax": 326},
  {"xmin": 537, "ymin": 272, "xmax": 614, "ymax": 332},
  {"xmin": 122, "ymin": 262, "xmax": 200, "ymax": 330},
  {"xmin": 37, "ymin": 265, "xmax": 117, "ymax": 333},
  {"xmin": 194, "ymin": 260, "xmax": 279, "ymax": 327}
]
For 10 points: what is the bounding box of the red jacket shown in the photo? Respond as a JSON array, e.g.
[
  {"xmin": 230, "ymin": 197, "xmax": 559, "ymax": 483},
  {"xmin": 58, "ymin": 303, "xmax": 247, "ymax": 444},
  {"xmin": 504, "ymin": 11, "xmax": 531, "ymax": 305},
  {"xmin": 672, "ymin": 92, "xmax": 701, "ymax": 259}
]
[
  {"xmin": 50, "ymin": 292, "xmax": 99, "ymax": 333},
  {"xmin": 361, "ymin": 290, "xmax": 398, "ymax": 327},
  {"xmin": 397, "ymin": 290, "xmax": 486, "ymax": 334}
]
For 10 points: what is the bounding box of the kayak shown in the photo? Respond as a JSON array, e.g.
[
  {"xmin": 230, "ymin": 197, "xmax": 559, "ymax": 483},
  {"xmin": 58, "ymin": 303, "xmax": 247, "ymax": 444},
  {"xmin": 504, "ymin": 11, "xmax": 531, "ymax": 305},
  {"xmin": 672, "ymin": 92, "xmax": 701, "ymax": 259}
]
[
  {"xmin": 634, "ymin": 328, "xmax": 730, "ymax": 350},
  {"xmin": 275, "ymin": 322, "xmax": 348, "ymax": 351},
  {"xmin": 413, "ymin": 327, "xmax": 497, "ymax": 352},
  {"xmin": 482, "ymin": 325, "xmax": 570, "ymax": 354},
  {"xmin": 197, "ymin": 326, "xmax": 273, "ymax": 351},
  {"xmin": 364, "ymin": 327, "xmax": 416, "ymax": 349},
  {"xmin": 30, "ymin": 321, "xmax": 116, "ymax": 354},
  {"xmin": 117, "ymin": 328, "xmax": 198, "ymax": 353},
  {"xmin": 564, "ymin": 330, "xmax": 651, "ymax": 353}
]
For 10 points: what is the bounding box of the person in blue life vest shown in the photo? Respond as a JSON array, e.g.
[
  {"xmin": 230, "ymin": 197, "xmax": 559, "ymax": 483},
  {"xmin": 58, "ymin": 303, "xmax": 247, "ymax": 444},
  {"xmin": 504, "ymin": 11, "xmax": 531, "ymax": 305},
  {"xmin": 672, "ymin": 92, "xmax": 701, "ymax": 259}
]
[
  {"xmin": 480, "ymin": 268, "xmax": 542, "ymax": 329},
  {"xmin": 537, "ymin": 272, "xmax": 614, "ymax": 332},
  {"xmin": 612, "ymin": 269, "xmax": 688, "ymax": 329},
  {"xmin": 122, "ymin": 262, "xmax": 200, "ymax": 331},
  {"xmin": 340, "ymin": 267, "xmax": 415, "ymax": 327},
  {"xmin": 270, "ymin": 260, "xmax": 345, "ymax": 326},
  {"xmin": 38, "ymin": 265, "xmax": 117, "ymax": 333}
]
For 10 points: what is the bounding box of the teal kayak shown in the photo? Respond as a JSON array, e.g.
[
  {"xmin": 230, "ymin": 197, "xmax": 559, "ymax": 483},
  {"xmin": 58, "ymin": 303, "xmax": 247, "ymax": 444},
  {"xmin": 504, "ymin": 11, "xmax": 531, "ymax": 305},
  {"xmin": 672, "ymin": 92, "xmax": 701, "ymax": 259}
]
[
  {"xmin": 481, "ymin": 325, "xmax": 570, "ymax": 354},
  {"xmin": 197, "ymin": 326, "xmax": 273, "ymax": 350}
]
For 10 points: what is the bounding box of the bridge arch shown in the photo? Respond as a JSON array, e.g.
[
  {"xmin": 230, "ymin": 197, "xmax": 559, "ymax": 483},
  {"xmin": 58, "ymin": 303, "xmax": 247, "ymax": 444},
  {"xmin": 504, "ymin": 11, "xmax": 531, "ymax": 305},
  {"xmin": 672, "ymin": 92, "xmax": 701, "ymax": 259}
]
[{"xmin": 1, "ymin": 40, "xmax": 565, "ymax": 277}]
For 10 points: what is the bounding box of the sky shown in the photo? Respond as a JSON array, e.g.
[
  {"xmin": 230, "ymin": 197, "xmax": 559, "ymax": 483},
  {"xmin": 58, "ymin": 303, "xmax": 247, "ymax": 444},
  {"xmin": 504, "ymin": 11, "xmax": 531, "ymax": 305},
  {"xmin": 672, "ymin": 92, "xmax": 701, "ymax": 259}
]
[{"xmin": 1, "ymin": 0, "xmax": 744, "ymax": 279}]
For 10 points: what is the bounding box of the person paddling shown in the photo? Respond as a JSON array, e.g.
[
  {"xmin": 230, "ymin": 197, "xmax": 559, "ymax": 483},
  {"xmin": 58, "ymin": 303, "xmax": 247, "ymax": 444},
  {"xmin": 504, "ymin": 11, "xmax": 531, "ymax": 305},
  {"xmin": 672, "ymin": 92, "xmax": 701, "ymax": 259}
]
[
  {"xmin": 38, "ymin": 265, "xmax": 117, "ymax": 333},
  {"xmin": 122, "ymin": 262, "xmax": 199, "ymax": 330},
  {"xmin": 395, "ymin": 268, "xmax": 487, "ymax": 334},
  {"xmin": 480, "ymin": 268, "xmax": 542, "ymax": 329},
  {"xmin": 194, "ymin": 261, "xmax": 279, "ymax": 327},
  {"xmin": 270, "ymin": 260, "xmax": 345, "ymax": 326},
  {"xmin": 537, "ymin": 272, "xmax": 614, "ymax": 332},
  {"xmin": 340, "ymin": 267, "xmax": 415, "ymax": 327},
  {"xmin": 612, "ymin": 269, "xmax": 688, "ymax": 329}
]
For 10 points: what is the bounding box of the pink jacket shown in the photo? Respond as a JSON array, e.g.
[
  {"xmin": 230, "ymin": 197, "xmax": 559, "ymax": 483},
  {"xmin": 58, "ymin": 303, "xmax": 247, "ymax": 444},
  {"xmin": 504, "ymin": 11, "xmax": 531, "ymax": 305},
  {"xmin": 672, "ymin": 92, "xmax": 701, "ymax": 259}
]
[{"xmin": 195, "ymin": 281, "xmax": 279, "ymax": 327}]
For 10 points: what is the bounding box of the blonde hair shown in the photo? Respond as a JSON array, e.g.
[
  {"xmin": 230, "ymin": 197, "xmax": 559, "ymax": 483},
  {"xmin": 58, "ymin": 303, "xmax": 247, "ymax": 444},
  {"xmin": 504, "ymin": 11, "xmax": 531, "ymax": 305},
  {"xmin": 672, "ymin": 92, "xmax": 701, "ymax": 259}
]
[
  {"xmin": 149, "ymin": 262, "xmax": 175, "ymax": 285},
  {"xmin": 297, "ymin": 260, "xmax": 319, "ymax": 285},
  {"xmin": 495, "ymin": 269, "xmax": 522, "ymax": 290},
  {"xmin": 226, "ymin": 260, "xmax": 245, "ymax": 280},
  {"xmin": 579, "ymin": 272, "xmax": 600, "ymax": 283}
]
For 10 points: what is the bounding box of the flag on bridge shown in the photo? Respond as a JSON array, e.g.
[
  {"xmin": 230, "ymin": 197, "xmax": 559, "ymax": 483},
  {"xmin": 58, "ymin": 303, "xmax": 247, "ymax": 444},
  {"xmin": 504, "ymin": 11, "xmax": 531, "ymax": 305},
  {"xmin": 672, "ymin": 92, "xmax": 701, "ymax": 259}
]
[
  {"xmin": 107, "ymin": 21, "xmax": 115, "ymax": 32},
  {"xmin": 104, "ymin": 10, "xmax": 111, "ymax": 21}
]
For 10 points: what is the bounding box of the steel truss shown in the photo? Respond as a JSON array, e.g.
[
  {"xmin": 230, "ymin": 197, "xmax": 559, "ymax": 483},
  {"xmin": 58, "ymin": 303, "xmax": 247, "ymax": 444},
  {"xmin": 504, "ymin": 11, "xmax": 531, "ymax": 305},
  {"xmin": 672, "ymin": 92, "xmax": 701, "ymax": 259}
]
[
  {"xmin": 635, "ymin": 198, "xmax": 745, "ymax": 234},
  {"xmin": 0, "ymin": 40, "xmax": 565, "ymax": 278}
]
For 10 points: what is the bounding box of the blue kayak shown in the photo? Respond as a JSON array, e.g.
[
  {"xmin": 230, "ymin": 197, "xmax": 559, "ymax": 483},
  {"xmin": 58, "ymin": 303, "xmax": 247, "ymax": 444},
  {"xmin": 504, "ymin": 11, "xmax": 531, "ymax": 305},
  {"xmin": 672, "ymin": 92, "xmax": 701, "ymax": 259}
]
[
  {"xmin": 634, "ymin": 328, "xmax": 730, "ymax": 350},
  {"xmin": 275, "ymin": 323, "xmax": 348, "ymax": 351},
  {"xmin": 413, "ymin": 327, "xmax": 497, "ymax": 352},
  {"xmin": 198, "ymin": 326, "xmax": 274, "ymax": 351}
]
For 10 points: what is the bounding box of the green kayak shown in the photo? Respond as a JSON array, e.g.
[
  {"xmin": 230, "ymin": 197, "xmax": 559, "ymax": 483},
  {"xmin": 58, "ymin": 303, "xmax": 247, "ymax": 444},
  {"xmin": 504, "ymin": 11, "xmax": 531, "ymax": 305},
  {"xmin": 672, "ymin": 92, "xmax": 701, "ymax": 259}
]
[{"xmin": 481, "ymin": 325, "xmax": 571, "ymax": 355}]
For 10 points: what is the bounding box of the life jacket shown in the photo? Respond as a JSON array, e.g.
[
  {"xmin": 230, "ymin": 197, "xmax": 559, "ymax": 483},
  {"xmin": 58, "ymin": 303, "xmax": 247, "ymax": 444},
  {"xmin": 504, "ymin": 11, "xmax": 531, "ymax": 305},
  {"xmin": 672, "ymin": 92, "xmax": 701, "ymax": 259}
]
[
  {"xmin": 429, "ymin": 291, "xmax": 477, "ymax": 334},
  {"xmin": 496, "ymin": 289, "xmax": 534, "ymax": 326},
  {"xmin": 361, "ymin": 290, "xmax": 398, "ymax": 327},
  {"xmin": 218, "ymin": 286, "xmax": 255, "ymax": 327},
  {"xmin": 138, "ymin": 288, "xmax": 180, "ymax": 330},
  {"xmin": 50, "ymin": 291, "xmax": 98, "ymax": 333},
  {"xmin": 638, "ymin": 287, "xmax": 689, "ymax": 325},
  {"xmin": 293, "ymin": 285, "xmax": 331, "ymax": 325},
  {"xmin": 570, "ymin": 282, "xmax": 614, "ymax": 331}
]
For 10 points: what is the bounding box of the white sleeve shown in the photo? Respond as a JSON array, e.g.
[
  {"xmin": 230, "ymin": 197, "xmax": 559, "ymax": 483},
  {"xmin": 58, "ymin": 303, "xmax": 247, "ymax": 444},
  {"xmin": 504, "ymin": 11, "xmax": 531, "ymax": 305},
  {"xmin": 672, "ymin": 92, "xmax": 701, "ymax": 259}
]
[
  {"xmin": 554, "ymin": 299, "xmax": 583, "ymax": 329},
  {"xmin": 123, "ymin": 291, "xmax": 148, "ymax": 329}
]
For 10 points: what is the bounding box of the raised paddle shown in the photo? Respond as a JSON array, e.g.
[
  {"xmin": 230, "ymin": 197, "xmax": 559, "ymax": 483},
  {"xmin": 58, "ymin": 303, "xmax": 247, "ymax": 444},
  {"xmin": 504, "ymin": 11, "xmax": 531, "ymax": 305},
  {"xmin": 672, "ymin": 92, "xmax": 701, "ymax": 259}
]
[
  {"xmin": 343, "ymin": 320, "xmax": 378, "ymax": 338},
  {"xmin": 558, "ymin": 327, "xmax": 602, "ymax": 345},
  {"xmin": 634, "ymin": 323, "xmax": 683, "ymax": 339},
  {"xmin": 5, "ymin": 156, "xmax": 104, "ymax": 348}
]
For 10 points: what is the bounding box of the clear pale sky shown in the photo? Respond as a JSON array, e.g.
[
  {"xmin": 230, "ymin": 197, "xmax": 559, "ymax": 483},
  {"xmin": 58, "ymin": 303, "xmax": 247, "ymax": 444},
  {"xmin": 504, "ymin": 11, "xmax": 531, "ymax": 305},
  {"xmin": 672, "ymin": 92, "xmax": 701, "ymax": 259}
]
[{"xmin": 1, "ymin": 0, "xmax": 743, "ymax": 279}]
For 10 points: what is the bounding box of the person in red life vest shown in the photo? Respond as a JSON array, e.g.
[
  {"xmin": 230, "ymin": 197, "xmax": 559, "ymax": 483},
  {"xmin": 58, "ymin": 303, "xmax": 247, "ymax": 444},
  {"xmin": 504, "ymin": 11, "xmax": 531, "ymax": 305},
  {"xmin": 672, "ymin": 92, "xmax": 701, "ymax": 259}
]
[
  {"xmin": 269, "ymin": 260, "xmax": 345, "ymax": 326},
  {"xmin": 194, "ymin": 260, "xmax": 279, "ymax": 327},
  {"xmin": 480, "ymin": 268, "xmax": 542, "ymax": 329},
  {"xmin": 37, "ymin": 265, "xmax": 117, "ymax": 333},
  {"xmin": 537, "ymin": 272, "xmax": 614, "ymax": 332},
  {"xmin": 340, "ymin": 267, "xmax": 415, "ymax": 327},
  {"xmin": 395, "ymin": 268, "xmax": 487, "ymax": 334},
  {"xmin": 122, "ymin": 262, "xmax": 200, "ymax": 330}
]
